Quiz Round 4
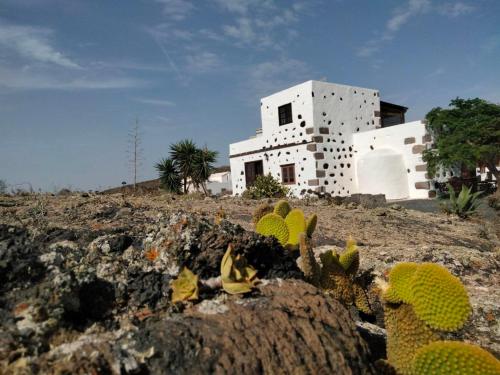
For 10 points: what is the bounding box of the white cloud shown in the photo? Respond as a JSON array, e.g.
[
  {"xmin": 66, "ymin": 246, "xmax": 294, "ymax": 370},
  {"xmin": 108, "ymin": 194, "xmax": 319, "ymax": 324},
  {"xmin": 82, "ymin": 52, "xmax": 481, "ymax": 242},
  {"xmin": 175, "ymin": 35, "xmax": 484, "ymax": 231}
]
[
  {"xmin": 387, "ymin": 0, "xmax": 430, "ymax": 32},
  {"xmin": 153, "ymin": 0, "xmax": 194, "ymax": 20},
  {"xmin": 247, "ymin": 57, "xmax": 312, "ymax": 99},
  {"xmin": 438, "ymin": 2, "xmax": 474, "ymax": 17},
  {"xmin": 357, "ymin": 0, "xmax": 473, "ymax": 58},
  {"xmin": 135, "ymin": 98, "xmax": 175, "ymax": 106},
  {"xmin": 185, "ymin": 51, "xmax": 221, "ymax": 73},
  {"xmin": 212, "ymin": 1, "xmax": 309, "ymax": 49},
  {"xmin": 0, "ymin": 66, "xmax": 146, "ymax": 90},
  {"xmin": 223, "ymin": 18, "xmax": 257, "ymax": 45},
  {"xmin": 0, "ymin": 23, "xmax": 80, "ymax": 68}
]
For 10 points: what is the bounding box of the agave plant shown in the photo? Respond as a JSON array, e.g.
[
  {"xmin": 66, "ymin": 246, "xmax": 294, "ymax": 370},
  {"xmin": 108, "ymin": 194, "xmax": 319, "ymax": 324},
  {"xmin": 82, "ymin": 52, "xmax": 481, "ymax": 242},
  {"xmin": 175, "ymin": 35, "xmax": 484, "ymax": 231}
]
[{"xmin": 443, "ymin": 184, "xmax": 482, "ymax": 218}]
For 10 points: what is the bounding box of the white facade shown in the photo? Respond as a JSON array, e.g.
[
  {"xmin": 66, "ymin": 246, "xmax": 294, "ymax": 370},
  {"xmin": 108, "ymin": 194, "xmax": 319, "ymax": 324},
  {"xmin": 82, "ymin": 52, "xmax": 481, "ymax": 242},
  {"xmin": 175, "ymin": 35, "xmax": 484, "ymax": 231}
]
[
  {"xmin": 229, "ymin": 80, "xmax": 434, "ymax": 200},
  {"xmin": 187, "ymin": 171, "xmax": 232, "ymax": 195}
]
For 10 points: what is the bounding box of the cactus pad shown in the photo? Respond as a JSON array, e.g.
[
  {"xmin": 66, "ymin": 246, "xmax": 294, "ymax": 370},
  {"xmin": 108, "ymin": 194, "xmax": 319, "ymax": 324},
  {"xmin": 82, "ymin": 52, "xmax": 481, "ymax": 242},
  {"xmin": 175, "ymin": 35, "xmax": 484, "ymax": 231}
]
[
  {"xmin": 385, "ymin": 303, "xmax": 440, "ymax": 374},
  {"xmin": 411, "ymin": 341, "xmax": 500, "ymax": 375},
  {"xmin": 256, "ymin": 213, "xmax": 289, "ymax": 246},
  {"xmin": 410, "ymin": 263, "xmax": 471, "ymax": 331},
  {"xmin": 339, "ymin": 237, "xmax": 359, "ymax": 275},
  {"xmin": 253, "ymin": 203, "xmax": 273, "ymax": 224},
  {"xmin": 384, "ymin": 262, "xmax": 419, "ymax": 304},
  {"xmin": 284, "ymin": 209, "xmax": 306, "ymax": 246},
  {"xmin": 305, "ymin": 214, "xmax": 317, "ymax": 237},
  {"xmin": 273, "ymin": 199, "xmax": 291, "ymax": 218}
]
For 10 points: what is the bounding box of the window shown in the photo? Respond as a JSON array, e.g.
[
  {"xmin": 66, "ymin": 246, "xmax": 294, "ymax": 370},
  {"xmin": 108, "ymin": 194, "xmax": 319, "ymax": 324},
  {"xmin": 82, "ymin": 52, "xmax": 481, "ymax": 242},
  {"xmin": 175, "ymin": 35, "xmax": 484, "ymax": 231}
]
[
  {"xmin": 281, "ymin": 164, "xmax": 296, "ymax": 184},
  {"xmin": 245, "ymin": 160, "xmax": 263, "ymax": 187},
  {"xmin": 278, "ymin": 103, "xmax": 293, "ymax": 125}
]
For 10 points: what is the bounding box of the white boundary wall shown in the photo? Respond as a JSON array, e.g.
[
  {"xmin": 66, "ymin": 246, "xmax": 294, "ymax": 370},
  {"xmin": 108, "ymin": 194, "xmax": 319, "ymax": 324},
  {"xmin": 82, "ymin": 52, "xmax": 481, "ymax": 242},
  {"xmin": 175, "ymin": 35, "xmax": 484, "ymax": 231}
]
[{"xmin": 352, "ymin": 121, "xmax": 431, "ymax": 199}]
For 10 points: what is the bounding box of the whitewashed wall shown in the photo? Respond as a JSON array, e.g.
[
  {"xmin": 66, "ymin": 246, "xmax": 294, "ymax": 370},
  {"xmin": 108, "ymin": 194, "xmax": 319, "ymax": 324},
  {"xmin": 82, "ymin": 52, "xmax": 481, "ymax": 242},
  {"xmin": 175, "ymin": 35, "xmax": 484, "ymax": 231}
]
[
  {"xmin": 352, "ymin": 121, "xmax": 432, "ymax": 199},
  {"xmin": 230, "ymin": 81, "xmax": 317, "ymax": 196},
  {"xmin": 308, "ymin": 81, "xmax": 381, "ymax": 196}
]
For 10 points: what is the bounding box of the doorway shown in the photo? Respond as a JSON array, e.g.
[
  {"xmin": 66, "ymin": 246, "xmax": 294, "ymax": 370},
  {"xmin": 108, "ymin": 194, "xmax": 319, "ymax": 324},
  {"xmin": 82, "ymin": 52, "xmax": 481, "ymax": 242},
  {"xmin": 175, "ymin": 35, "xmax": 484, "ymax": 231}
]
[{"xmin": 245, "ymin": 160, "xmax": 263, "ymax": 187}]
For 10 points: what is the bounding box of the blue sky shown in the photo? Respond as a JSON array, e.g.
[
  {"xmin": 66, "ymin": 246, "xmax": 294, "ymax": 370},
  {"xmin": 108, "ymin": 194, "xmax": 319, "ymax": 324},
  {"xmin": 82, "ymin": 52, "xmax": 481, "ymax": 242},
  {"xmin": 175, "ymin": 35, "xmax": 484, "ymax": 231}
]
[{"xmin": 0, "ymin": 0, "xmax": 499, "ymax": 191}]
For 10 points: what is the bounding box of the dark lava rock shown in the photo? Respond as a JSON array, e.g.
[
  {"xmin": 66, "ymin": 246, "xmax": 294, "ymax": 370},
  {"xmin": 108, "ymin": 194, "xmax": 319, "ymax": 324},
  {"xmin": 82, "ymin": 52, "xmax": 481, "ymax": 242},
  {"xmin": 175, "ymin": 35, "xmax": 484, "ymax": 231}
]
[
  {"xmin": 131, "ymin": 280, "xmax": 376, "ymax": 374},
  {"xmin": 148, "ymin": 212, "xmax": 302, "ymax": 279},
  {"xmin": 0, "ymin": 216, "xmax": 378, "ymax": 374}
]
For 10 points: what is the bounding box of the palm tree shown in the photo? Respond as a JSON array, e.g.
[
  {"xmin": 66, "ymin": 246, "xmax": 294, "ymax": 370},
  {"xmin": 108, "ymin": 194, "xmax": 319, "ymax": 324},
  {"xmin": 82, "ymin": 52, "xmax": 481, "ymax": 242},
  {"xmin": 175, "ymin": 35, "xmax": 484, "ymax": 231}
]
[
  {"xmin": 192, "ymin": 147, "xmax": 218, "ymax": 195},
  {"xmin": 170, "ymin": 139, "xmax": 197, "ymax": 193},
  {"xmin": 155, "ymin": 158, "xmax": 181, "ymax": 193}
]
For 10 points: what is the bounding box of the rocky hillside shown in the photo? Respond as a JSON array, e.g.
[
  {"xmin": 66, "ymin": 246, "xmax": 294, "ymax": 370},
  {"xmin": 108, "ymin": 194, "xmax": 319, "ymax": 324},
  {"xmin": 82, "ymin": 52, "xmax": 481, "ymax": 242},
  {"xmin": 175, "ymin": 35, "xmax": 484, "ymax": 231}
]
[{"xmin": 0, "ymin": 192, "xmax": 498, "ymax": 374}]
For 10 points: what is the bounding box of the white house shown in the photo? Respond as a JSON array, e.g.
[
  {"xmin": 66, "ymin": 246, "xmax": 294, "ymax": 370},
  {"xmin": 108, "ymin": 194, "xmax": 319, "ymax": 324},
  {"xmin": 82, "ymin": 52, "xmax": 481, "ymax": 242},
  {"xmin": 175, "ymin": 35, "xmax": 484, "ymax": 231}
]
[
  {"xmin": 229, "ymin": 80, "xmax": 435, "ymax": 200},
  {"xmin": 187, "ymin": 170, "xmax": 232, "ymax": 195}
]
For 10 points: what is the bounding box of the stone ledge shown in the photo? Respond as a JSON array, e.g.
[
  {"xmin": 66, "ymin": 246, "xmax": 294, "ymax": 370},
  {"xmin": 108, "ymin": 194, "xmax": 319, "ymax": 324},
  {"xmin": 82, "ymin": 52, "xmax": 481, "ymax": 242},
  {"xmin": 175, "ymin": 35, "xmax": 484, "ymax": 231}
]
[
  {"xmin": 415, "ymin": 164, "xmax": 427, "ymax": 172},
  {"xmin": 308, "ymin": 179, "xmax": 319, "ymax": 186},
  {"xmin": 412, "ymin": 145, "xmax": 426, "ymax": 154},
  {"xmin": 415, "ymin": 181, "xmax": 430, "ymax": 190},
  {"xmin": 404, "ymin": 137, "xmax": 416, "ymax": 144}
]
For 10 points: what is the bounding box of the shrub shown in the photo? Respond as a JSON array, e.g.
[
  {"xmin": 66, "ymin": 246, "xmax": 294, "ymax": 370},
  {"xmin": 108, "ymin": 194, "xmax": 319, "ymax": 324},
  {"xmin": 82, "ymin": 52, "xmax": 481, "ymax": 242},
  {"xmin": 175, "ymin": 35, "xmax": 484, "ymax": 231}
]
[
  {"xmin": 242, "ymin": 174, "xmax": 289, "ymax": 199},
  {"xmin": 441, "ymin": 184, "xmax": 482, "ymax": 218}
]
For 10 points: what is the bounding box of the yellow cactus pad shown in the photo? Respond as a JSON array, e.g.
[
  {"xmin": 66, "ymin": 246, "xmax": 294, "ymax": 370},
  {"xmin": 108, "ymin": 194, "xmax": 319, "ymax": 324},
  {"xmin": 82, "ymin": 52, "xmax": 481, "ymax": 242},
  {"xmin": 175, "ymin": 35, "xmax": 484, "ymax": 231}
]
[
  {"xmin": 171, "ymin": 267, "xmax": 199, "ymax": 303},
  {"xmin": 256, "ymin": 213, "xmax": 289, "ymax": 246},
  {"xmin": 284, "ymin": 208, "xmax": 306, "ymax": 246},
  {"xmin": 384, "ymin": 262, "xmax": 419, "ymax": 304},
  {"xmin": 221, "ymin": 245, "xmax": 258, "ymax": 295},
  {"xmin": 253, "ymin": 203, "xmax": 274, "ymax": 224},
  {"xmin": 273, "ymin": 199, "xmax": 291, "ymax": 218},
  {"xmin": 305, "ymin": 214, "xmax": 317, "ymax": 237},
  {"xmin": 411, "ymin": 341, "xmax": 500, "ymax": 375},
  {"xmin": 385, "ymin": 303, "xmax": 440, "ymax": 374},
  {"xmin": 411, "ymin": 263, "xmax": 471, "ymax": 331},
  {"xmin": 339, "ymin": 237, "xmax": 359, "ymax": 275}
]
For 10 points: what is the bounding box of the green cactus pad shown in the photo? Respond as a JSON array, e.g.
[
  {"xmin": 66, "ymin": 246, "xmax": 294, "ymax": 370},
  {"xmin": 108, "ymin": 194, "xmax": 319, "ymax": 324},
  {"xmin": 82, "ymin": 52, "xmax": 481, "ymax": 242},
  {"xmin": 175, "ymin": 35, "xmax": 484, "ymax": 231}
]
[
  {"xmin": 385, "ymin": 303, "xmax": 440, "ymax": 375},
  {"xmin": 411, "ymin": 341, "xmax": 500, "ymax": 375},
  {"xmin": 305, "ymin": 214, "xmax": 317, "ymax": 237},
  {"xmin": 256, "ymin": 213, "xmax": 289, "ymax": 246},
  {"xmin": 339, "ymin": 238, "xmax": 359, "ymax": 275},
  {"xmin": 253, "ymin": 203, "xmax": 274, "ymax": 224},
  {"xmin": 273, "ymin": 199, "xmax": 291, "ymax": 218},
  {"xmin": 384, "ymin": 262, "xmax": 419, "ymax": 304},
  {"xmin": 284, "ymin": 208, "xmax": 306, "ymax": 246},
  {"xmin": 410, "ymin": 263, "xmax": 471, "ymax": 331}
]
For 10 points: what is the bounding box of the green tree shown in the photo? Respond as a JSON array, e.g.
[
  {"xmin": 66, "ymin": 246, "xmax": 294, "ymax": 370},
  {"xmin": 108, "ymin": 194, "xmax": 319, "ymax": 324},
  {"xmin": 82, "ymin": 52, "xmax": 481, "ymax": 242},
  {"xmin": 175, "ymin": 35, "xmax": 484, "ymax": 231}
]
[
  {"xmin": 170, "ymin": 139, "xmax": 198, "ymax": 193},
  {"xmin": 155, "ymin": 158, "xmax": 182, "ymax": 193},
  {"xmin": 422, "ymin": 98, "xmax": 500, "ymax": 180},
  {"xmin": 191, "ymin": 146, "xmax": 218, "ymax": 195},
  {"xmin": 156, "ymin": 140, "xmax": 218, "ymax": 195}
]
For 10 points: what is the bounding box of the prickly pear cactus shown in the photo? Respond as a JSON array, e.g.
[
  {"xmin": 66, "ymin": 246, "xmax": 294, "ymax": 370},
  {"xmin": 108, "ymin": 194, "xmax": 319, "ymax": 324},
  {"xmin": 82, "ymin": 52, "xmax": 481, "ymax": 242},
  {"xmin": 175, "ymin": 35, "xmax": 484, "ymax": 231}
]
[
  {"xmin": 254, "ymin": 200, "xmax": 317, "ymax": 248},
  {"xmin": 255, "ymin": 213, "xmax": 289, "ymax": 246},
  {"xmin": 410, "ymin": 341, "xmax": 500, "ymax": 375},
  {"xmin": 379, "ymin": 262, "xmax": 480, "ymax": 375},
  {"xmin": 298, "ymin": 234, "xmax": 372, "ymax": 315}
]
